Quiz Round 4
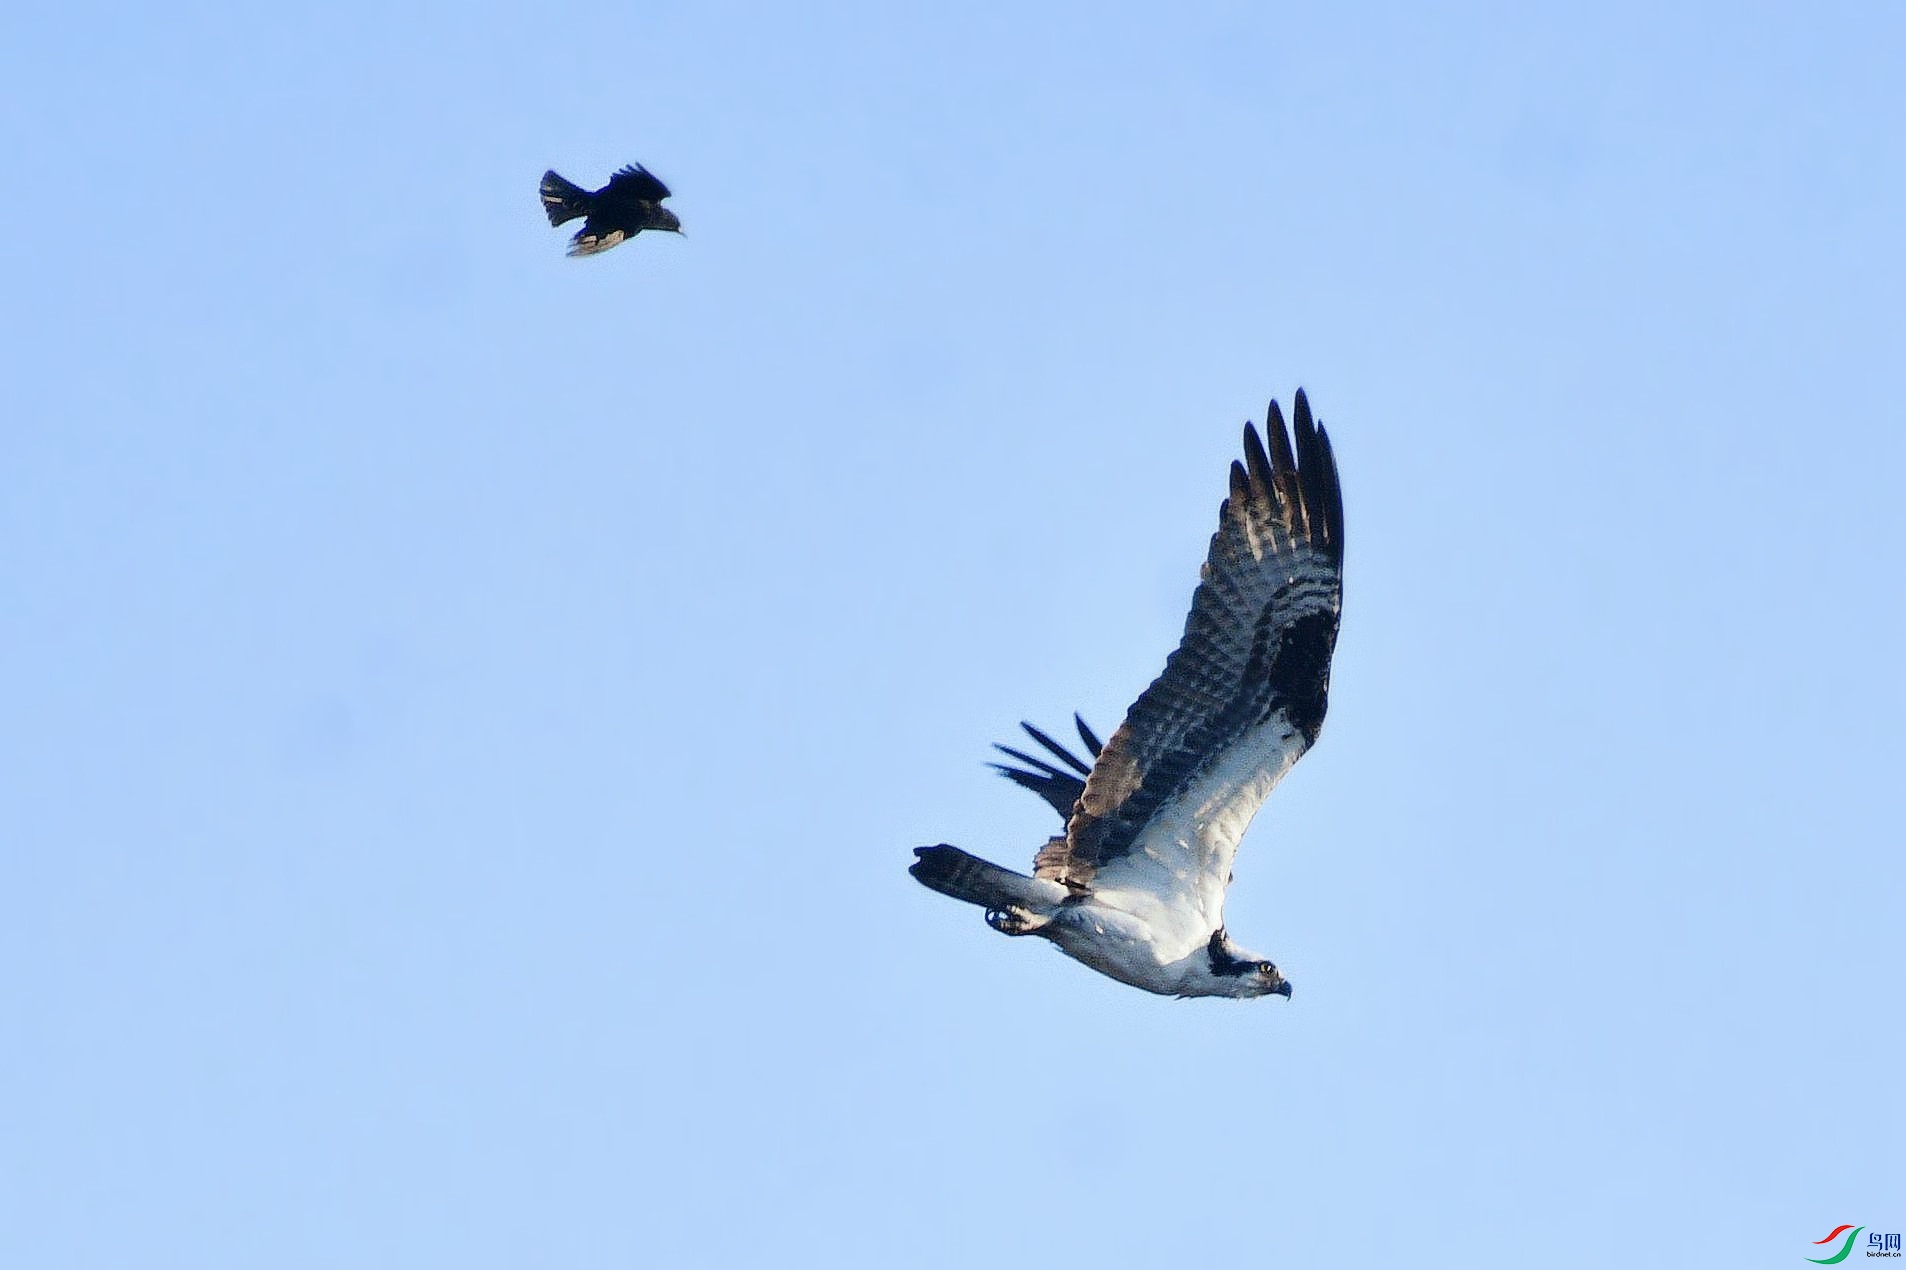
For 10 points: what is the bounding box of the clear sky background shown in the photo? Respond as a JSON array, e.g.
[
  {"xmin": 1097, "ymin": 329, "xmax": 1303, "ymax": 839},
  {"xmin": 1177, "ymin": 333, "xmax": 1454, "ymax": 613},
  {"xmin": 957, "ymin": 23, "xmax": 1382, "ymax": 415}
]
[{"xmin": 3, "ymin": 3, "xmax": 1902, "ymax": 1267}]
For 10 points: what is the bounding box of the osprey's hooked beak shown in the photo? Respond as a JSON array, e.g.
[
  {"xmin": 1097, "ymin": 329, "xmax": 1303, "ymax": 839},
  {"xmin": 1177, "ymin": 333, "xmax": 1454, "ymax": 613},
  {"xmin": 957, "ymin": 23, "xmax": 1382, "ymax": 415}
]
[{"xmin": 1274, "ymin": 979, "xmax": 1293, "ymax": 999}]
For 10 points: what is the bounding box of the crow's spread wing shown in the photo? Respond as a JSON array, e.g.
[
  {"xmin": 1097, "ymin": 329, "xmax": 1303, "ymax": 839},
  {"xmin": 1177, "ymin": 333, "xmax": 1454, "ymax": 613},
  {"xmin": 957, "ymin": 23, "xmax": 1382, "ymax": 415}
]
[{"xmin": 606, "ymin": 164, "xmax": 671, "ymax": 203}]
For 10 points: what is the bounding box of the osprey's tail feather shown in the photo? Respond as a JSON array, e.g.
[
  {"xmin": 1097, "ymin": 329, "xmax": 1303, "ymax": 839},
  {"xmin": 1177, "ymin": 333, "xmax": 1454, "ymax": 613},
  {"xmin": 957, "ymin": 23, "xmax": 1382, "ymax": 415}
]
[
  {"xmin": 540, "ymin": 170, "xmax": 593, "ymax": 226},
  {"xmin": 910, "ymin": 845, "xmax": 1066, "ymax": 911}
]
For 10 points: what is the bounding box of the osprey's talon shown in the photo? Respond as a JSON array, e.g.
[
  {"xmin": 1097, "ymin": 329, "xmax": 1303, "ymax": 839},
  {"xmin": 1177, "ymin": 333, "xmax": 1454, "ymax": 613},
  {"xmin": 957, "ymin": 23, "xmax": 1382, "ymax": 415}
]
[{"xmin": 985, "ymin": 906, "xmax": 1037, "ymax": 936}]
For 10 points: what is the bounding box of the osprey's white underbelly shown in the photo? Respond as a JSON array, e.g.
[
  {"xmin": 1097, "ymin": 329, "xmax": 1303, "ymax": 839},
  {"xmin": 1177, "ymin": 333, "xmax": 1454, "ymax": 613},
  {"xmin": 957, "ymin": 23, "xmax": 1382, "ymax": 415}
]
[{"xmin": 1045, "ymin": 902, "xmax": 1206, "ymax": 996}]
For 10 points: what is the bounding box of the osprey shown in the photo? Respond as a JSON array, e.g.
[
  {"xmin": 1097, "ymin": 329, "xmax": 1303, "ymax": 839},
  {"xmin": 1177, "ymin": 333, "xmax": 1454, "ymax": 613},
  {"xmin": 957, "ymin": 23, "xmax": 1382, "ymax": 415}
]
[
  {"xmin": 910, "ymin": 391, "xmax": 1344, "ymax": 1000},
  {"xmin": 539, "ymin": 164, "xmax": 682, "ymax": 257}
]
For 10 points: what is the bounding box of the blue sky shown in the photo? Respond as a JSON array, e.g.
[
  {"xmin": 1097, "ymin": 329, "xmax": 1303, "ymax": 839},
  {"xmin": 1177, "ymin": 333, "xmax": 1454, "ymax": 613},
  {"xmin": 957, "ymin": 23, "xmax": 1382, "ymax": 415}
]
[{"xmin": 3, "ymin": 2, "xmax": 1903, "ymax": 1266}]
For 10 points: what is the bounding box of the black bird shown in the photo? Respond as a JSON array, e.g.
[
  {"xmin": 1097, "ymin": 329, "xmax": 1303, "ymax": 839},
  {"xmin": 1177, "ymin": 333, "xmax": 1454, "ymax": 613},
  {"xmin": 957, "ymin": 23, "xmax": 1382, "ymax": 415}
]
[{"xmin": 539, "ymin": 164, "xmax": 682, "ymax": 257}]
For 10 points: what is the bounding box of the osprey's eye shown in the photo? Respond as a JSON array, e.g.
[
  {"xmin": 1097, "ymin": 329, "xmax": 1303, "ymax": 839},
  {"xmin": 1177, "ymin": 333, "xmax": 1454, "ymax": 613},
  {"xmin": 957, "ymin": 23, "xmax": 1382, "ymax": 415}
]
[{"xmin": 1257, "ymin": 962, "xmax": 1276, "ymax": 976}]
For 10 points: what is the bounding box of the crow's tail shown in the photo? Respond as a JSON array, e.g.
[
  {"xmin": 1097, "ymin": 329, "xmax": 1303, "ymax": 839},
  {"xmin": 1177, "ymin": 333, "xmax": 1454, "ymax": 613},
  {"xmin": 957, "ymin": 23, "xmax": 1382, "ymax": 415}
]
[
  {"xmin": 540, "ymin": 170, "xmax": 593, "ymax": 226},
  {"xmin": 910, "ymin": 845, "xmax": 1066, "ymax": 911}
]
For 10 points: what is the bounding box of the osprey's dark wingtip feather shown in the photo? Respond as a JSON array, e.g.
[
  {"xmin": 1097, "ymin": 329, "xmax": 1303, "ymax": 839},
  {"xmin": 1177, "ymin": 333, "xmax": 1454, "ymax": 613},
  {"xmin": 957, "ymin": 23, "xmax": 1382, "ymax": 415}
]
[
  {"xmin": 1253, "ymin": 405, "xmax": 1310, "ymax": 546},
  {"xmin": 1263, "ymin": 399, "xmax": 1297, "ymax": 471},
  {"xmin": 1227, "ymin": 459, "xmax": 1250, "ymax": 509},
  {"xmin": 1288, "ymin": 388, "xmax": 1344, "ymax": 563},
  {"xmin": 1019, "ymin": 721, "xmax": 1092, "ymax": 776},
  {"xmin": 992, "ymin": 744, "xmax": 1071, "ymax": 782},
  {"xmin": 1242, "ymin": 421, "xmax": 1276, "ymax": 502},
  {"xmin": 991, "ymin": 763, "xmax": 1083, "ymax": 821},
  {"xmin": 990, "ymin": 718, "xmax": 1103, "ymax": 821}
]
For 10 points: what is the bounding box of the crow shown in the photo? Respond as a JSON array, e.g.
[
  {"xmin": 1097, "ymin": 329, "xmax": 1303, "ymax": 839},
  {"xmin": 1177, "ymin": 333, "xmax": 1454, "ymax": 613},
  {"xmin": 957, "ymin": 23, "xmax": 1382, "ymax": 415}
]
[{"xmin": 539, "ymin": 164, "xmax": 682, "ymax": 257}]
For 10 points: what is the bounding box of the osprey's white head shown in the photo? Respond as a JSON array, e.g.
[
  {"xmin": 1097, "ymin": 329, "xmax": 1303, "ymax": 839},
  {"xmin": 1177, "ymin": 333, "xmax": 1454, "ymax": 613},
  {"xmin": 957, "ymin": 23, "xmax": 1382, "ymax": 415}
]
[
  {"xmin": 1238, "ymin": 960, "xmax": 1293, "ymax": 1000},
  {"xmin": 1202, "ymin": 929, "xmax": 1293, "ymax": 1000}
]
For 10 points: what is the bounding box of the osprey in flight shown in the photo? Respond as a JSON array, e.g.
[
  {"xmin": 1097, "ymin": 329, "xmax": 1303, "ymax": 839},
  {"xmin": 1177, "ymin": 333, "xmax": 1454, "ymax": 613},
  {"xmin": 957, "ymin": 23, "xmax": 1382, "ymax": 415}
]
[
  {"xmin": 911, "ymin": 391, "xmax": 1344, "ymax": 1000},
  {"xmin": 539, "ymin": 164, "xmax": 681, "ymax": 257}
]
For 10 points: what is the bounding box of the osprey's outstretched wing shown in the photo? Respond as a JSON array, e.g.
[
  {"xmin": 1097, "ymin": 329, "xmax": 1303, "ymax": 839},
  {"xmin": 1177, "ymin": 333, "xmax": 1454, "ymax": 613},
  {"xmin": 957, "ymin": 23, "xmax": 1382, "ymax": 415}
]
[
  {"xmin": 1036, "ymin": 392, "xmax": 1344, "ymax": 916},
  {"xmin": 990, "ymin": 715, "xmax": 1103, "ymax": 820},
  {"xmin": 606, "ymin": 164, "xmax": 671, "ymax": 202}
]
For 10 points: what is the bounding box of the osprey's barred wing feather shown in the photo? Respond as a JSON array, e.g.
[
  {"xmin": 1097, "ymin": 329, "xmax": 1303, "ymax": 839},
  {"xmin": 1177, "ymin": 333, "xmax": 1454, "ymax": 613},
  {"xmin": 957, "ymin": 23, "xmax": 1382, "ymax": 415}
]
[
  {"xmin": 990, "ymin": 716, "xmax": 1104, "ymax": 821},
  {"xmin": 1036, "ymin": 391, "xmax": 1344, "ymax": 888}
]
